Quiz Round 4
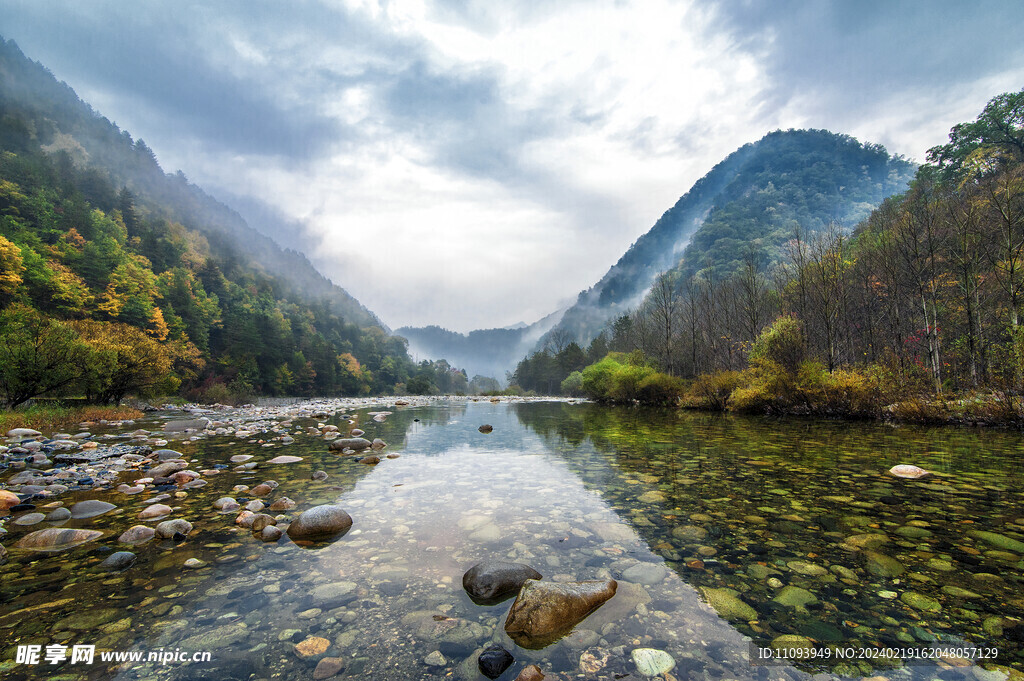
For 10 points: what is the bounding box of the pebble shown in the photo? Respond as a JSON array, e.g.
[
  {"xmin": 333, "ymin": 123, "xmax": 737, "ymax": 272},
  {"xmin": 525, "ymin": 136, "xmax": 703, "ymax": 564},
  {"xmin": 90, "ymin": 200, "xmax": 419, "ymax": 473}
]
[{"xmin": 631, "ymin": 648, "xmax": 675, "ymax": 676}]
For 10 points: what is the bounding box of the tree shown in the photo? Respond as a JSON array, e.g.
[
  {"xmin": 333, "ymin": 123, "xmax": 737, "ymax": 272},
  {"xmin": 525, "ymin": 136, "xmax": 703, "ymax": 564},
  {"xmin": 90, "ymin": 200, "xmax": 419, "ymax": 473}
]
[
  {"xmin": 72, "ymin": 320, "xmax": 175, "ymax": 403},
  {"xmin": 928, "ymin": 89, "xmax": 1024, "ymax": 177},
  {"xmin": 0, "ymin": 306, "xmax": 89, "ymax": 407},
  {"xmin": 0, "ymin": 234, "xmax": 24, "ymax": 303}
]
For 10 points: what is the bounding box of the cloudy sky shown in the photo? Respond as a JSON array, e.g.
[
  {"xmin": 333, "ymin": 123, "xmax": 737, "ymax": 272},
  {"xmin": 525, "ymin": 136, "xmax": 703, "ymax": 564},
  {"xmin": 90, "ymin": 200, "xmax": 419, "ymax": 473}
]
[{"xmin": 3, "ymin": 1, "xmax": 1023, "ymax": 331}]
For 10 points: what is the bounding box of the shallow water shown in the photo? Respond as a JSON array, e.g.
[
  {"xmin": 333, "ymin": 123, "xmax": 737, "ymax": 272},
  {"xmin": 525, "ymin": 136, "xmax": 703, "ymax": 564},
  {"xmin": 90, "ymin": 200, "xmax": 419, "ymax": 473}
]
[{"xmin": 1, "ymin": 401, "xmax": 1022, "ymax": 680}]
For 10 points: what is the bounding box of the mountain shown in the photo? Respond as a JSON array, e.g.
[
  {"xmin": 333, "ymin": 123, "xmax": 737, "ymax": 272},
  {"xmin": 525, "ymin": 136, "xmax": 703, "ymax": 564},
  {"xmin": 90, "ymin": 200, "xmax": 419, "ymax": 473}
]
[
  {"xmin": 0, "ymin": 37, "xmax": 381, "ymax": 330},
  {"xmin": 0, "ymin": 37, "xmax": 418, "ymax": 400},
  {"xmin": 398, "ymin": 306, "xmax": 564, "ymax": 382},
  {"xmin": 543, "ymin": 129, "xmax": 917, "ymax": 346}
]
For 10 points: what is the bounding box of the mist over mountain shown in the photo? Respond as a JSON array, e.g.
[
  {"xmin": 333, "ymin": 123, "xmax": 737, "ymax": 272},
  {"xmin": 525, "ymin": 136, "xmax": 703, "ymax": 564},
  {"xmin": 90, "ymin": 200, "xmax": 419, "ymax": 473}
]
[
  {"xmin": 0, "ymin": 37, "xmax": 439, "ymax": 401},
  {"xmin": 0, "ymin": 37, "xmax": 381, "ymax": 331},
  {"xmin": 541, "ymin": 129, "xmax": 917, "ymax": 348},
  {"xmin": 398, "ymin": 306, "xmax": 565, "ymax": 382}
]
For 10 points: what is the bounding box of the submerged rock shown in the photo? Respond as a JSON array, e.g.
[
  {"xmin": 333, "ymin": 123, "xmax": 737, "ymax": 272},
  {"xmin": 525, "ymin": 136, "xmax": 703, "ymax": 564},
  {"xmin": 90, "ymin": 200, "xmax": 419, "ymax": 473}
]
[
  {"xmin": 46, "ymin": 507, "xmax": 72, "ymax": 521},
  {"xmin": 463, "ymin": 560, "xmax": 542, "ymax": 604},
  {"xmin": 889, "ymin": 464, "xmax": 931, "ymax": 479},
  {"xmin": 119, "ymin": 525, "xmax": 156, "ymax": 544},
  {"xmin": 700, "ymin": 587, "xmax": 756, "ymax": 620},
  {"xmin": 328, "ymin": 437, "xmax": 372, "ymax": 452},
  {"xmin": 213, "ymin": 497, "xmax": 240, "ymax": 512},
  {"xmin": 139, "ymin": 504, "xmax": 173, "ymax": 520},
  {"xmin": 968, "ymin": 530, "xmax": 1024, "ymax": 553},
  {"xmin": 864, "ymin": 551, "xmax": 905, "ymax": 578},
  {"xmin": 631, "ymin": 648, "xmax": 675, "ymax": 677},
  {"xmin": 268, "ymin": 497, "xmax": 296, "ymax": 511},
  {"xmin": 477, "ymin": 644, "xmax": 514, "ymax": 679},
  {"xmin": 260, "ymin": 526, "xmax": 283, "ymax": 542},
  {"xmin": 155, "ymin": 519, "xmax": 193, "ymax": 539},
  {"xmin": 287, "ymin": 504, "xmax": 353, "ymax": 542},
  {"xmin": 164, "ymin": 417, "xmax": 210, "ymax": 432},
  {"xmin": 13, "ymin": 512, "xmax": 44, "ymax": 526},
  {"xmin": 15, "ymin": 527, "xmax": 103, "ymax": 552},
  {"xmin": 504, "ymin": 579, "xmax": 617, "ymax": 649},
  {"xmin": 478, "ymin": 424, "xmax": 493, "ymax": 433},
  {"xmin": 99, "ymin": 551, "xmax": 137, "ymax": 571},
  {"xmin": 69, "ymin": 500, "xmax": 117, "ymax": 519},
  {"xmin": 267, "ymin": 455, "xmax": 303, "ymax": 464}
]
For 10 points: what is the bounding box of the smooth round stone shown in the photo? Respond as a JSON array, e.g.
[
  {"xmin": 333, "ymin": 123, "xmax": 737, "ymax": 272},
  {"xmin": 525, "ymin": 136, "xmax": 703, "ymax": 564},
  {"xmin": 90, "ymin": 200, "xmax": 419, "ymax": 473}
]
[
  {"xmin": 0, "ymin": 489, "xmax": 21, "ymax": 510},
  {"xmin": 631, "ymin": 648, "xmax": 675, "ymax": 677},
  {"xmin": 266, "ymin": 455, "xmax": 303, "ymax": 464},
  {"xmin": 46, "ymin": 507, "xmax": 72, "ymax": 521},
  {"xmin": 889, "ymin": 464, "xmax": 931, "ymax": 479},
  {"xmin": 99, "ymin": 551, "xmax": 137, "ymax": 571},
  {"xmin": 269, "ymin": 497, "xmax": 296, "ymax": 511},
  {"xmin": 622, "ymin": 562, "xmax": 668, "ymax": 585},
  {"xmin": 15, "ymin": 528, "xmax": 104, "ymax": 552},
  {"xmin": 213, "ymin": 497, "xmax": 240, "ymax": 512},
  {"xmin": 311, "ymin": 470, "xmax": 328, "ymax": 481},
  {"xmin": 119, "ymin": 525, "xmax": 156, "ymax": 544},
  {"xmin": 14, "ymin": 512, "xmax": 45, "ymax": 526},
  {"xmin": 286, "ymin": 505, "xmax": 353, "ymax": 541},
  {"xmin": 244, "ymin": 500, "xmax": 265, "ymax": 512},
  {"xmin": 260, "ymin": 526, "xmax": 283, "ymax": 542},
  {"xmin": 139, "ymin": 504, "xmax": 173, "ymax": 520},
  {"xmin": 250, "ymin": 514, "xmax": 277, "ymax": 532},
  {"xmin": 155, "ymin": 519, "xmax": 193, "ymax": 539},
  {"xmin": 229, "ymin": 455, "xmax": 254, "ymax": 463},
  {"xmin": 184, "ymin": 558, "xmax": 207, "ymax": 569},
  {"xmin": 69, "ymin": 500, "xmax": 117, "ymax": 519},
  {"xmin": 463, "ymin": 561, "xmax": 543, "ymax": 603}
]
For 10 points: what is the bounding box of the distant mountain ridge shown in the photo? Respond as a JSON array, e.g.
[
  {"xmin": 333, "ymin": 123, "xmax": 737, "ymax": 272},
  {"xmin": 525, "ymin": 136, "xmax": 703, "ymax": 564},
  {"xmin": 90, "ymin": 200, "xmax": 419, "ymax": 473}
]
[
  {"xmin": 543, "ymin": 129, "xmax": 917, "ymax": 346},
  {"xmin": 398, "ymin": 306, "xmax": 565, "ymax": 381}
]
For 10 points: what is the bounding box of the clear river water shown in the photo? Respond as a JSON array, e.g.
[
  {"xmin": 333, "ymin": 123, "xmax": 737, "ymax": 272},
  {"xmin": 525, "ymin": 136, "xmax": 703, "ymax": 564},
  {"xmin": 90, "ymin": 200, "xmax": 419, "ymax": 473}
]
[{"xmin": 1, "ymin": 399, "xmax": 1022, "ymax": 681}]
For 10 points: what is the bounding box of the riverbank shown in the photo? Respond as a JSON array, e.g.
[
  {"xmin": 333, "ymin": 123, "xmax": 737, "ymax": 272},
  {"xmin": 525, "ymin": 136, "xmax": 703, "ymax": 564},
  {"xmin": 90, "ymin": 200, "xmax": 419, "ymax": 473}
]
[{"xmin": 0, "ymin": 404, "xmax": 145, "ymax": 435}]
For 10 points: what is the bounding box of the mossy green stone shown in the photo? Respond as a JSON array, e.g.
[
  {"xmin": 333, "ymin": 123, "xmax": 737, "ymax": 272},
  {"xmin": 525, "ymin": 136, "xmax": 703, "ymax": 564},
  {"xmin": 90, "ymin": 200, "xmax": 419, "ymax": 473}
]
[
  {"xmin": 899, "ymin": 592, "xmax": 941, "ymax": 612},
  {"xmin": 968, "ymin": 530, "xmax": 1024, "ymax": 553},
  {"xmin": 699, "ymin": 587, "xmax": 756, "ymax": 621},
  {"xmin": 864, "ymin": 551, "xmax": 905, "ymax": 578},
  {"xmin": 773, "ymin": 586, "xmax": 818, "ymax": 608}
]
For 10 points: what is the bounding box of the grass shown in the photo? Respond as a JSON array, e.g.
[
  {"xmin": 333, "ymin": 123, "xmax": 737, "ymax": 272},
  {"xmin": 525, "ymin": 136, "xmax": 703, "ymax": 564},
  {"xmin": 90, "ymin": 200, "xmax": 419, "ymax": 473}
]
[{"xmin": 0, "ymin": 403, "xmax": 145, "ymax": 435}]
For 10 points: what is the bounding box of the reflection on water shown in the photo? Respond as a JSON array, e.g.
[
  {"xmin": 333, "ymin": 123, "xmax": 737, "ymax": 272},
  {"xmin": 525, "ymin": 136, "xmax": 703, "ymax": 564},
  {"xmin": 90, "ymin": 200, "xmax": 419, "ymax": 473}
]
[{"xmin": 0, "ymin": 400, "xmax": 1021, "ymax": 680}]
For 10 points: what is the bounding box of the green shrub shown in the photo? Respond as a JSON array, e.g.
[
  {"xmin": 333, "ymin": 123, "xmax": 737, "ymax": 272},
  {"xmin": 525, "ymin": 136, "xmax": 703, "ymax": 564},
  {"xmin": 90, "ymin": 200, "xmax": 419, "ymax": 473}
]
[
  {"xmin": 636, "ymin": 372, "xmax": 685, "ymax": 404},
  {"xmin": 682, "ymin": 371, "xmax": 744, "ymax": 410},
  {"xmin": 749, "ymin": 316, "xmax": 804, "ymax": 373},
  {"xmin": 608, "ymin": 362, "xmax": 655, "ymax": 402},
  {"xmin": 580, "ymin": 356, "xmax": 622, "ymax": 401},
  {"xmin": 560, "ymin": 370, "xmax": 584, "ymax": 396}
]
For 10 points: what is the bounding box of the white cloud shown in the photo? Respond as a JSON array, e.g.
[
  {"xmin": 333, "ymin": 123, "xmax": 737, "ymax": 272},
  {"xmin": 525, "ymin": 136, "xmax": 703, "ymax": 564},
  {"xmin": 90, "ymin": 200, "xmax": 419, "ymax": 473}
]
[{"xmin": 5, "ymin": 0, "xmax": 1023, "ymax": 333}]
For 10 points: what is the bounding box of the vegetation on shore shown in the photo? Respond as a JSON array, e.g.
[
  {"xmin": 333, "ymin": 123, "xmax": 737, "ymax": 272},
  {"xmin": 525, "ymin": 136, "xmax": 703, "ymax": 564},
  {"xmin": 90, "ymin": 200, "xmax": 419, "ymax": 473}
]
[
  {"xmin": 0, "ymin": 403, "xmax": 143, "ymax": 433},
  {"xmin": 513, "ymin": 89, "xmax": 1024, "ymax": 426}
]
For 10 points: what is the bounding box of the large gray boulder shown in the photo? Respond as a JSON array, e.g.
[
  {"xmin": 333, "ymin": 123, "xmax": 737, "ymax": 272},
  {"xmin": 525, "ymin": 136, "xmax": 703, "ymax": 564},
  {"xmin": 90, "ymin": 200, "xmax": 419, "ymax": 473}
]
[{"xmin": 286, "ymin": 504, "xmax": 353, "ymax": 541}]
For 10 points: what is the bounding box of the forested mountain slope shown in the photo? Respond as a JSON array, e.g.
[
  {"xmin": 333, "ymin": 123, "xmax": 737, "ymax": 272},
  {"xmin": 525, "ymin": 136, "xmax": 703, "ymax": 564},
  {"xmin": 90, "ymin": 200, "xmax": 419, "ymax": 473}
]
[
  {"xmin": 0, "ymin": 37, "xmax": 420, "ymax": 403},
  {"xmin": 544, "ymin": 129, "xmax": 916, "ymax": 346}
]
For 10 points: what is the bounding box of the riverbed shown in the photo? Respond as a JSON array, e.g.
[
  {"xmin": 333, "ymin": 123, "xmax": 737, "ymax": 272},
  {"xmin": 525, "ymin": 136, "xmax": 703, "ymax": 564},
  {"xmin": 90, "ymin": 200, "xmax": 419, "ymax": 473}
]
[{"xmin": 0, "ymin": 398, "xmax": 1022, "ymax": 680}]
